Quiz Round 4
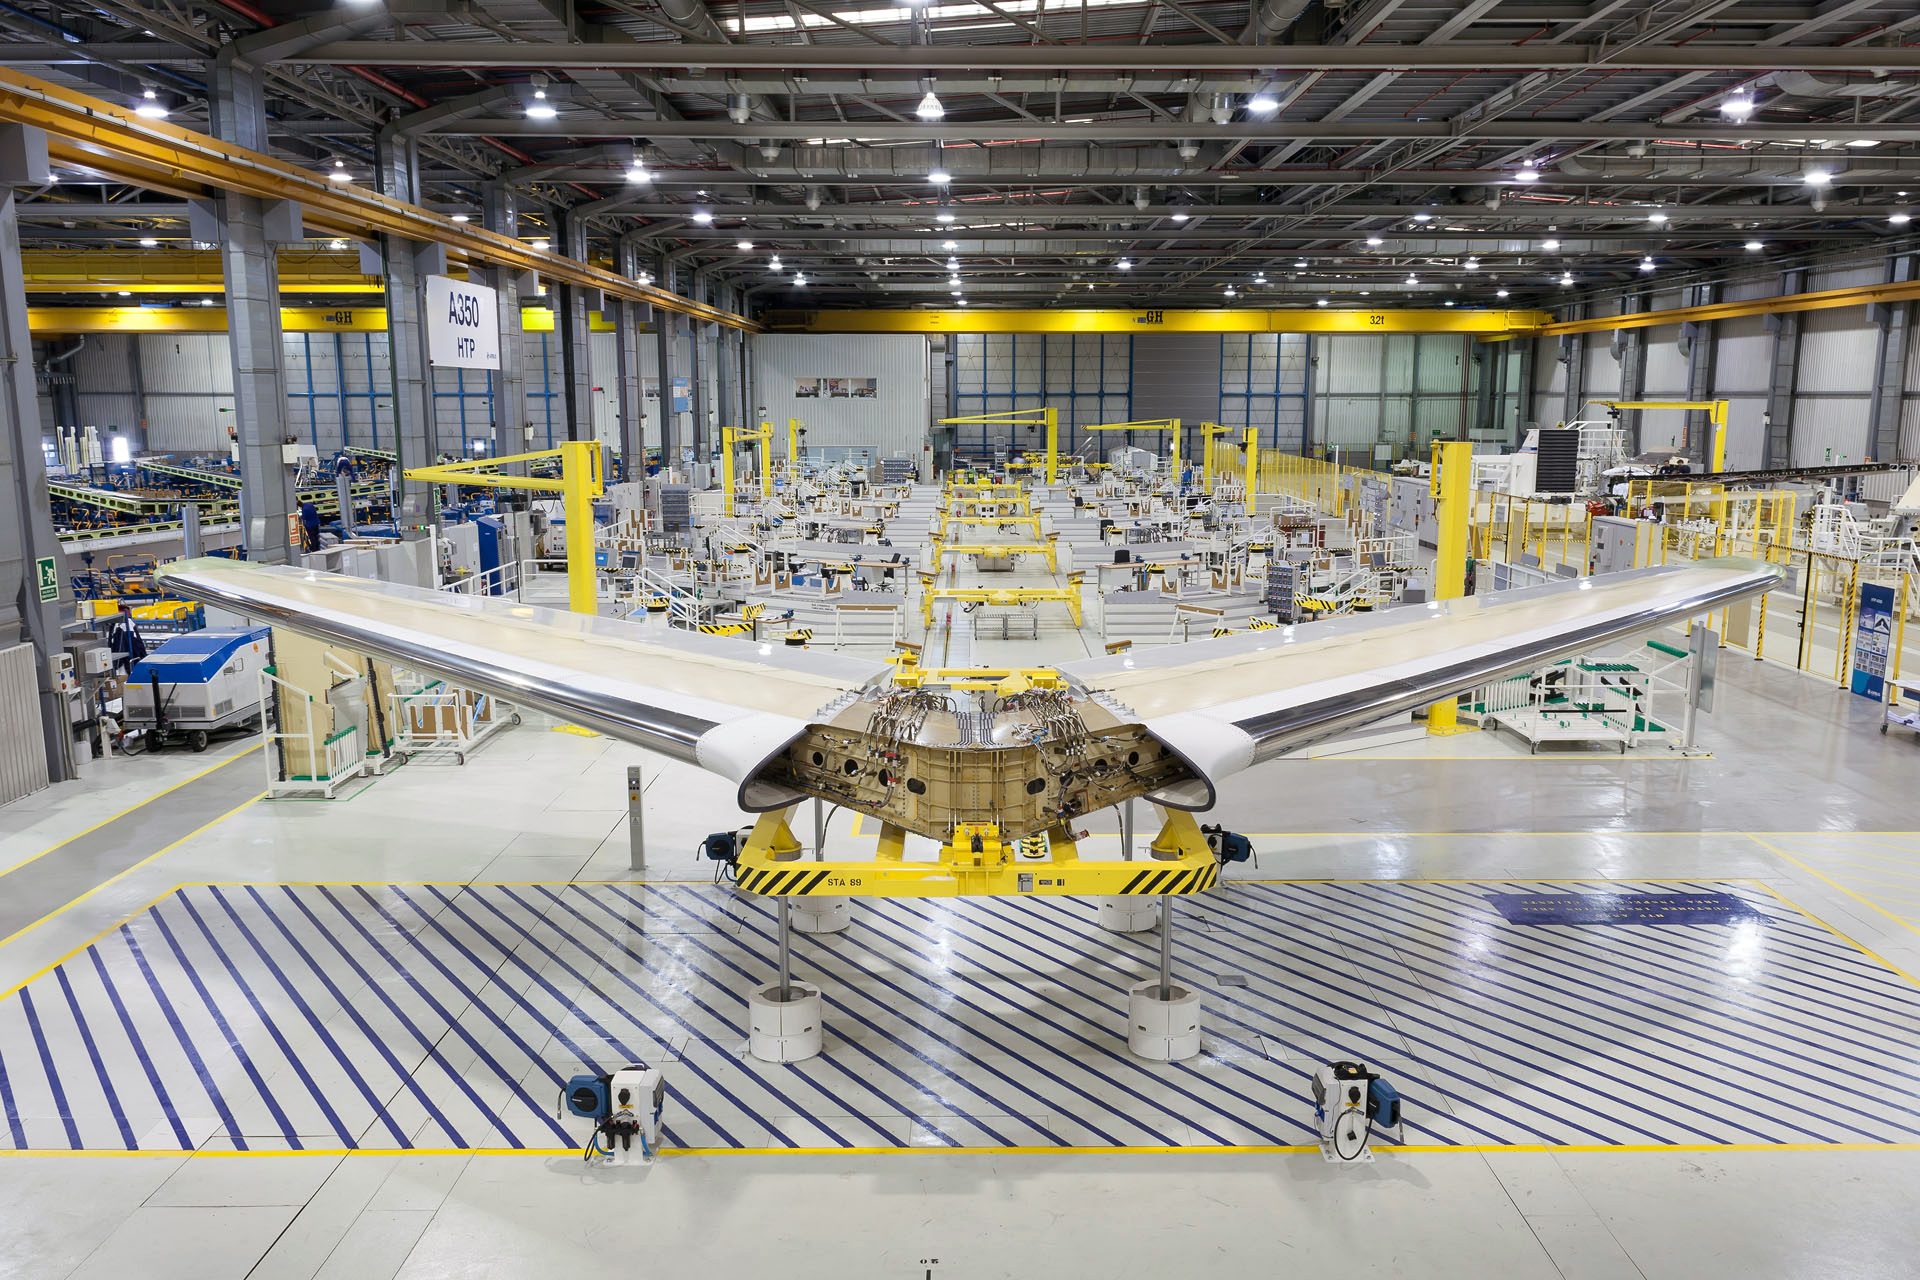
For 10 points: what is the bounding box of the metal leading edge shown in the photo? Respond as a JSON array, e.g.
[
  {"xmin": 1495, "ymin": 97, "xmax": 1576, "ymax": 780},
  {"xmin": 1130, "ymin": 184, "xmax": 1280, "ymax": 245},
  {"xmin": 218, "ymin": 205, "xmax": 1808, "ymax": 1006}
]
[
  {"xmin": 154, "ymin": 559, "xmax": 888, "ymax": 784},
  {"xmin": 1065, "ymin": 561, "xmax": 1782, "ymax": 779}
]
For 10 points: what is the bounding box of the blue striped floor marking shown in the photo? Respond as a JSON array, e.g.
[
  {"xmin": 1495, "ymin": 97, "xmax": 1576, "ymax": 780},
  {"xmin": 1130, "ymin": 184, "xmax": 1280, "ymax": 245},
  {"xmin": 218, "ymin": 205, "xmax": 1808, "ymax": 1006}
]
[{"xmin": 2, "ymin": 881, "xmax": 1919, "ymax": 1151}]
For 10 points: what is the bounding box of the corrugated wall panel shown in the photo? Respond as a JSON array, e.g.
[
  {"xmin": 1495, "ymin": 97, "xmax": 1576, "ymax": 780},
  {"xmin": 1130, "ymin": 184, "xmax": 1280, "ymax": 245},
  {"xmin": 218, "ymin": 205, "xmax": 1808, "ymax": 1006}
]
[
  {"xmin": 1414, "ymin": 336, "xmax": 1468, "ymax": 394},
  {"xmin": 0, "ymin": 643, "xmax": 49, "ymax": 805},
  {"xmin": 1713, "ymin": 315, "xmax": 1771, "ymax": 395},
  {"xmin": 1809, "ymin": 265, "xmax": 1883, "ymax": 292},
  {"xmin": 1723, "ymin": 396, "xmax": 1767, "ymax": 470},
  {"xmin": 1538, "ymin": 337, "xmax": 1566, "ymax": 399},
  {"xmin": 1796, "ymin": 310, "xmax": 1879, "ymax": 394},
  {"xmin": 1322, "ymin": 335, "xmax": 1382, "ymax": 395},
  {"xmin": 1131, "ymin": 332, "xmax": 1220, "ymax": 424},
  {"xmin": 751, "ymin": 333, "xmax": 929, "ymax": 464},
  {"xmin": 1581, "ymin": 332, "xmax": 1622, "ymax": 396},
  {"xmin": 1641, "ymin": 325, "xmax": 1689, "ymax": 397},
  {"xmin": 1789, "ymin": 396, "xmax": 1872, "ymax": 466}
]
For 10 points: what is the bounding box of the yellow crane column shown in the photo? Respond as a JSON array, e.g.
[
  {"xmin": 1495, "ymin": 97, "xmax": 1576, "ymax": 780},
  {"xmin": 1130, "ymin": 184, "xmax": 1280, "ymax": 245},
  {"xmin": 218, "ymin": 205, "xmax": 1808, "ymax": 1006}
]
[{"xmin": 1427, "ymin": 439, "xmax": 1474, "ymax": 735}]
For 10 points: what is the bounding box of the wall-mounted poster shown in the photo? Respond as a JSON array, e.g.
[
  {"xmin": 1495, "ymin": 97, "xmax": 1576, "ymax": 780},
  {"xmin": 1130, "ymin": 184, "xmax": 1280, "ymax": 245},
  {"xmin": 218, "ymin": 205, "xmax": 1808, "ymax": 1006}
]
[
  {"xmin": 823, "ymin": 377, "xmax": 850, "ymax": 398},
  {"xmin": 849, "ymin": 377, "xmax": 878, "ymax": 399},
  {"xmin": 794, "ymin": 377, "xmax": 821, "ymax": 398}
]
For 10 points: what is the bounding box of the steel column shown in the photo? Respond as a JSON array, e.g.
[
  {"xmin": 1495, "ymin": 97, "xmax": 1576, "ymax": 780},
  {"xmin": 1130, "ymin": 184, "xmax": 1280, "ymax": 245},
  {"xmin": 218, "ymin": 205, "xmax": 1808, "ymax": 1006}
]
[
  {"xmin": 1681, "ymin": 283, "xmax": 1718, "ymax": 463},
  {"xmin": 1558, "ymin": 303, "xmax": 1586, "ymax": 426},
  {"xmin": 479, "ymin": 182, "xmax": 528, "ymax": 459},
  {"xmin": 0, "ymin": 139, "xmax": 72, "ymax": 784},
  {"xmin": 1613, "ymin": 293, "xmax": 1649, "ymax": 453},
  {"xmin": 557, "ymin": 212, "xmax": 597, "ymax": 445},
  {"xmin": 1866, "ymin": 250, "xmax": 1915, "ymax": 463},
  {"xmin": 655, "ymin": 315, "xmax": 679, "ymax": 464},
  {"xmin": 1762, "ymin": 269, "xmax": 1804, "ymax": 470},
  {"xmin": 690, "ymin": 321, "xmax": 710, "ymax": 464},
  {"xmin": 375, "ymin": 127, "xmax": 439, "ymax": 526}
]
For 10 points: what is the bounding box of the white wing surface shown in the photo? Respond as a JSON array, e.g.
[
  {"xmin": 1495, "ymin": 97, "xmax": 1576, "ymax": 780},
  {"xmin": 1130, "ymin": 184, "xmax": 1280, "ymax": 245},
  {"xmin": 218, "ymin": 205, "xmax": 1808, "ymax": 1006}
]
[
  {"xmin": 155, "ymin": 558, "xmax": 888, "ymax": 804},
  {"xmin": 1060, "ymin": 560, "xmax": 1780, "ymax": 801}
]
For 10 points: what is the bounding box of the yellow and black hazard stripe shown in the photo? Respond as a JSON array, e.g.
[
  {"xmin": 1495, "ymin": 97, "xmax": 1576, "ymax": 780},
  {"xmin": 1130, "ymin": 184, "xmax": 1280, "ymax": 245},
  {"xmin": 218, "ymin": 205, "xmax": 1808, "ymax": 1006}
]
[
  {"xmin": 1298, "ymin": 595, "xmax": 1340, "ymax": 613},
  {"xmin": 1211, "ymin": 626, "xmax": 1235, "ymax": 638},
  {"xmin": 779, "ymin": 628, "xmax": 814, "ymax": 645},
  {"xmin": 736, "ymin": 866, "xmax": 839, "ymax": 896},
  {"xmin": 742, "ymin": 603, "xmax": 765, "ymax": 621},
  {"xmin": 1248, "ymin": 618, "xmax": 1279, "ymax": 630},
  {"xmin": 1014, "ymin": 836, "xmax": 1048, "ymax": 858},
  {"xmin": 1112, "ymin": 862, "xmax": 1222, "ymax": 895},
  {"xmin": 698, "ymin": 622, "xmax": 753, "ymax": 636}
]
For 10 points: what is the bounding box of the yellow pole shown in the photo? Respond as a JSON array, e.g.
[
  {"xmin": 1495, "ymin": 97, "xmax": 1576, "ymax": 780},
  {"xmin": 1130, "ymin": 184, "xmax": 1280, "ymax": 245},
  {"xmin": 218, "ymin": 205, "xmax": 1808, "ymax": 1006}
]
[
  {"xmin": 1243, "ymin": 428, "xmax": 1257, "ymax": 511},
  {"xmin": 561, "ymin": 439, "xmax": 602, "ymax": 616},
  {"xmin": 1045, "ymin": 406, "xmax": 1058, "ymax": 485},
  {"xmin": 788, "ymin": 417, "xmax": 803, "ymax": 468},
  {"xmin": 759, "ymin": 422, "xmax": 773, "ymax": 501},
  {"xmin": 1428, "ymin": 439, "xmax": 1474, "ymax": 734},
  {"xmin": 721, "ymin": 427, "xmax": 736, "ymax": 517}
]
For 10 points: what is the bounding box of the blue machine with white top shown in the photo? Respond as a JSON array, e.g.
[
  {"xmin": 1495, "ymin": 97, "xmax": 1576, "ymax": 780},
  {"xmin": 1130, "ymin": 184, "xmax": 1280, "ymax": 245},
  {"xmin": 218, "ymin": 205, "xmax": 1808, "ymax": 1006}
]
[{"xmin": 123, "ymin": 626, "xmax": 271, "ymax": 752}]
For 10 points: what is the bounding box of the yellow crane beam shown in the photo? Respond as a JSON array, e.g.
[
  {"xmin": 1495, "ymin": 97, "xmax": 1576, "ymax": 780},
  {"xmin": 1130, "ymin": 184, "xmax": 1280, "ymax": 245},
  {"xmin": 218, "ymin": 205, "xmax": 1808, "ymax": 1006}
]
[
  {"xmin": 0, "ymin": 68, "xmax": 757, "ymax": 332},
  {"xmin": 26, "ymin": 305, "xmax": 614, "ymax": 334},
  {"xmin": 769, "ymin": 307, "xmax": 1550, "ymax": 335},
  {"xmin": 22, "ymin": 249, "xmax": 382, "ymax": 294},
  {"xmin": 1085, "ymin": 418, "xmax": 1182, "ymax": 472}
]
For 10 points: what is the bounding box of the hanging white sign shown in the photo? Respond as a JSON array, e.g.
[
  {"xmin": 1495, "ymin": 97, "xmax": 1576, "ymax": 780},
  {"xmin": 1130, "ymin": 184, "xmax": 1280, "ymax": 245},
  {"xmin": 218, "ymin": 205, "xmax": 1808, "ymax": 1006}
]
[{"xmin": 424, "ymin": 274, "xmax": 500, "ymax": 369}]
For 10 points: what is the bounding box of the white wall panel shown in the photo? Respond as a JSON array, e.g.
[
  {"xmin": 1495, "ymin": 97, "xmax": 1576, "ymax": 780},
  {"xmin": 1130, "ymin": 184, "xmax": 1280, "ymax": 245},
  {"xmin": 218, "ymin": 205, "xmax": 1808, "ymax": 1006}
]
[
  {"xmin": 1809, "ymin": 264, "xmax": 1883, "ymax": 292},
  {"xmin": 1713, "ymin": 315, "xmax": 1771, "ymax": 395},
  {"xmin": 1789, "ymin": 396, "xmax": 1872, "ymax": 466},
  {"xmin": 752, "ymin": 334, "xmax": 929, "ymax": 466},
  {"xmin": 1722, "ymin": 395, "xmax": 1767, "ymax": 470},
  {"xmin": 1796, "ymin": 310, "xmax": 1879, "ymax": 394},
  {"xmin": 1322, "ymin": 335, "xmax": 1382, "ymax": 394},
  {"xmin": 1641, "ymin": 325, "xmax": 1689, "ymax": 396},
  {"xmin": 1582, "ymin": 331, "xmax": 1621, "ymax": 396}
]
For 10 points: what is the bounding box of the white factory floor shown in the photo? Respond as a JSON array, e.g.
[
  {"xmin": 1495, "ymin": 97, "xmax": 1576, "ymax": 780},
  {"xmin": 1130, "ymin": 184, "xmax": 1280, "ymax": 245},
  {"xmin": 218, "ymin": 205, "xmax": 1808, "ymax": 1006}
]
[{"xmin": 7, "ymin": 534, "xmax": 1920, "ymax": 1276}]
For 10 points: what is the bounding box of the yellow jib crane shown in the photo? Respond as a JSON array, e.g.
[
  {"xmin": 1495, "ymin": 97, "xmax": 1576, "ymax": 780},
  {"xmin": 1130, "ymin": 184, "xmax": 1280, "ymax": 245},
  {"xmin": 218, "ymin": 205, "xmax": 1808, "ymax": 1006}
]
[
  {"xmin": 787, "ymin": 417, "xmax": 805, "ymax": 471},
  {"xmin": 1197, "ymin": 422, "xmax": 1258, "ymax": 496},
  {"xmin": 721, "ymin": 422, "xmax": 774, "ymax": 514},
  {"xmin": 1083, "ymin": 419, "xmax": 1182, "ymax": 475},
  {"xmin": 1589, "ymin": 400, "xmax": 1730, "ymax": 472},
  {"xmin": 406, "ymin": 440, "xmax": 603, "ymax": 615},
  {"xmin": 939, "ymin": 408, "xmax": 1058, "ymax": 484}
]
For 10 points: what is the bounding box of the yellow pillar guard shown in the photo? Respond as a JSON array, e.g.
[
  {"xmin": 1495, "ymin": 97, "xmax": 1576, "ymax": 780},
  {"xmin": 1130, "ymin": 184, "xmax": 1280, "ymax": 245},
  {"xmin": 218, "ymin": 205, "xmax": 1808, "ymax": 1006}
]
[
  {"xmin": 1427, "ymin": 438, "xmax": 1474, "ymax": 734},
  {"xmin": 405, "ymin": 440, "xmax": 603, "ymax": 615}
]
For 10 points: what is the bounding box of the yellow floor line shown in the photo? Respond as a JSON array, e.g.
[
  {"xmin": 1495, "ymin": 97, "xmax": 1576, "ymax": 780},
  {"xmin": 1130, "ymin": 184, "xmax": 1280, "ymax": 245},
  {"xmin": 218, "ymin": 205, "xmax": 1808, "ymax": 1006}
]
[
  {"xmin": 1745, "ymin": 871, "xmax": 1920, "ymax": 990},
  {"xmin": 5, "ymin": 1140, "xmax": 1920, "ymax": 1159},
  {"xmin": 0, "ymin": 744, "xmax": 260, "ymax": 880},
  {"xmin": 0, "ymin": 790, "xmax": 263, "ymax": 954}
]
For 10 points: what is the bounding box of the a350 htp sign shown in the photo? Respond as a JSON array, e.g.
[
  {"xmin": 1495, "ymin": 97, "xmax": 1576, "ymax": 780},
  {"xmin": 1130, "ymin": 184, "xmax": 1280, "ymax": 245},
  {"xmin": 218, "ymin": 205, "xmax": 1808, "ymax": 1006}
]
[{"xmin": 424, "ymin": 274, "xmax": 501, "ymax": 369}]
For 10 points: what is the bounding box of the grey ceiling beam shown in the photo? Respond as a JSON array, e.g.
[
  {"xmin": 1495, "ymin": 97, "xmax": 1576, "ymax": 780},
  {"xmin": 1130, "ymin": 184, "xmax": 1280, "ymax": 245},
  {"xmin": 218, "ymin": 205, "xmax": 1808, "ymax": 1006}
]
[
  {"xmin": 417, "ymin": 118, "xmax": 1920, "ymax": 144},
  {"xmin": 646, "ymin": 226, "xmax": 1871, "ymax": 243},
  {"xmin": 288, "ymin": 40, "xmax": 1920, "ymax": 72},
  {"xmin": 587, "ymin": 201, "xmax": 1896, "ymax": 221},
  {"xmin": 0, "ymin": 43, "xmax": 202, "ymax": 64},
  {"xmin": 443, "ymin": 167, "xmax": 1920, "ymax": 189}
]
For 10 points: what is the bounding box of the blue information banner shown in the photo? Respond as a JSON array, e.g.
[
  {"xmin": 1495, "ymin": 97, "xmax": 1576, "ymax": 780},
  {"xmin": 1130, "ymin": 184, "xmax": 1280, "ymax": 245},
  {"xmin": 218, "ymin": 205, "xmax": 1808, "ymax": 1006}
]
[
  {"xmin": 1851, "ymin": 581, "xmax": 1897, "ymax": 701},
  {"xmin": 1488, "ymin": 892, "xmax": 1761, "ymax": 926}
]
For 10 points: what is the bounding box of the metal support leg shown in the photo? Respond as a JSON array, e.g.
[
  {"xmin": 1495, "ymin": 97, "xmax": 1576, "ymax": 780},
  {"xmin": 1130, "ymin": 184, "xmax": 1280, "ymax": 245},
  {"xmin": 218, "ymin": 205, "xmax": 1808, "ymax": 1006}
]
[
  {"xmin": 625, "ymin": 764, "xmax": 645, "ymax": 871},
  {"xmin": 1121, "ymin": 798, "xmax": 1135, "ymax": 861},
  {"xmin": 813, "ymin": 797, "xmax": 825, "ymax": 860},
  {"xmin": 1159, "ymin": 894, "xmax": 1174, "ymax": 1000},
  {"xmin": 777, "ymin": 897, "xmax": 793, "ymax": 1001}
]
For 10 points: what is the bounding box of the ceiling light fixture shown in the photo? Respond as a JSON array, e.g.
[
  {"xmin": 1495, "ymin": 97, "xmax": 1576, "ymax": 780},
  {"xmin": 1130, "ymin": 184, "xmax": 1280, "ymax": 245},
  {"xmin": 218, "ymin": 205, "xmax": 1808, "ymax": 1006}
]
[
  {"xmin": 327, "ymin": 238, "xmax": 346, "ymax": 251},
  {"xmin": 936, "ymin": 210, "xmax": 956, "ymax": 223},
  {"xmin": 525, "ymin": 88, "xmax": 557, "ymax": 121},
  {"xmin": 736, "ymin": 239, "xmax": 754, "ymax": 251},
  {"xmin": 1412, "ymin": 212, "xmax": 1432, "ymax": 223},
  {"xmin": 1543, "ymin": 238, "xmax": 1560, "ymax": 251},
  {"xmin": 1514, "ymin": 166, "xmax": 1540, "ymax": 183},
  {"xmin": 941, "ymin": 239, "xmax": 958, "ymax": 250},
  {"xmin": 1293, "ymin": 259, "xmax": 1307, "ymax": 268},
  {"xmin": 1365, "ymin": 235, "xmax": 1383, "ymax": 247},
  {"xmin": 531, "ymin": 238, "xmax": 551, "ymax": 251},
  {"xmin": 769, "ymin": 256, "xmax": 783, "ymax": 270},
  {"xmin": 1406, "ymin": 274, "xmax": 1419, "ymax": 285},
  {"xmin": 1804, "ymin": 168, "xmax": 1832, "ymax": 186},
  {"xmin": 134, "ymin": 88, "xmax": 167, "ymax": 119},
  {"xmin": 138, "ymin": 236, "xmax": 158, "ymax": 248},
  {"xmin": 916, "ymin": 91, "xmax": 945, "ymax": 120},
  {"xmin": 1463, "ymin": 258, "xmax": 1479, "ymax": 271},
  {"xmin": 691, "ymin": 209, "xmax": 713, "ymax": 224},
  {"xmin": 1496, "ymin": 289, "xmax": 1510, "ymax": 298},
  {"xmin": 1170, "ymin": 210, "xmax": 1190, "ymax": 223},
  {"xmin": 1560, "ymin": 272, "xmax": 1574, "ymax": 285},
  {"xmin": 450, "ymin": 213, "xmax": 469, "ymax": 223},
  {"xmin": 328, "ymin": 158, "xmax": 351, "ymax": 182},
  {"xmin": 1745, "ymin": 239, "xmax": 1765, "ymax": 250},
  {"xmin": 1640, "ymin": 256, "xmax": 1656, "ymax": 271},
  {"xmin": 1316, "ymin": 299, "xmax": 1328, "ymax": 307},
  {"xmin": 116, "ymin": 289, "xmax": 130, "ymax": 297},
  {"xmin": 1116, "ymin": 258, "xmax": 1132, "ymax": 270},
  {"xmin": 1891, "ymin": 212, "xmax": 1912, "ymax": 226},
  {"xmin": 1647, "ymin": 210, "xmax": 1667, "ymax": 224},
  {"xmin": 1720, "ymin": 93, "xmax": 1755, "ymax": 122},
  {"xmin": 1246, "ymin": 94, "xmax": 1279, "ymax": 115},
  {"xmin": 794, "ymin": 273, "xmax": 807, "ymax": 286},
  {"xmin": 626, "ymin": 163, "xmax": 651, "ymax": 183},
  {"xmin": 929, "ymin": 169, "xmax": 951, "ymax": 184},
  {"xmin": 1224, "ymin": 287, "xmax": 1236, "ymax": 298}
]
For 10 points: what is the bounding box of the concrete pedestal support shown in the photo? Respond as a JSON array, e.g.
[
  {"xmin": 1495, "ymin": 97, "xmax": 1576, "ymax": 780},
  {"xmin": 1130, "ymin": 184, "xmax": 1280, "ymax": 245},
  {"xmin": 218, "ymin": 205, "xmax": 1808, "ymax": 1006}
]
[
  {"xmin": 788, "ymin": 896, "xmax": 850, "ymax": 934},
  {"xmin": 748, "ymin": 982, "xmax": 823, "ymax": 1063},
  {"xmin": 1126, "ymin": 979, "xmax": 1203, "ymax": 1061},
  {"xmin": 1095, "ymin": 897, "xmax": 1161, "ymax": 933}
]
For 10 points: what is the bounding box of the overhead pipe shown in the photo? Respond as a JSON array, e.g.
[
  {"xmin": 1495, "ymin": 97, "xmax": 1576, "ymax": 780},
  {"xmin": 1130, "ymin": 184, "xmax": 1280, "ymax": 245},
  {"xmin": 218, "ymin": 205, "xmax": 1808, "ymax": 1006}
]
[{"xmin": 1243, "ymin": 0, "xmax": 1315, "ymax": 45}]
